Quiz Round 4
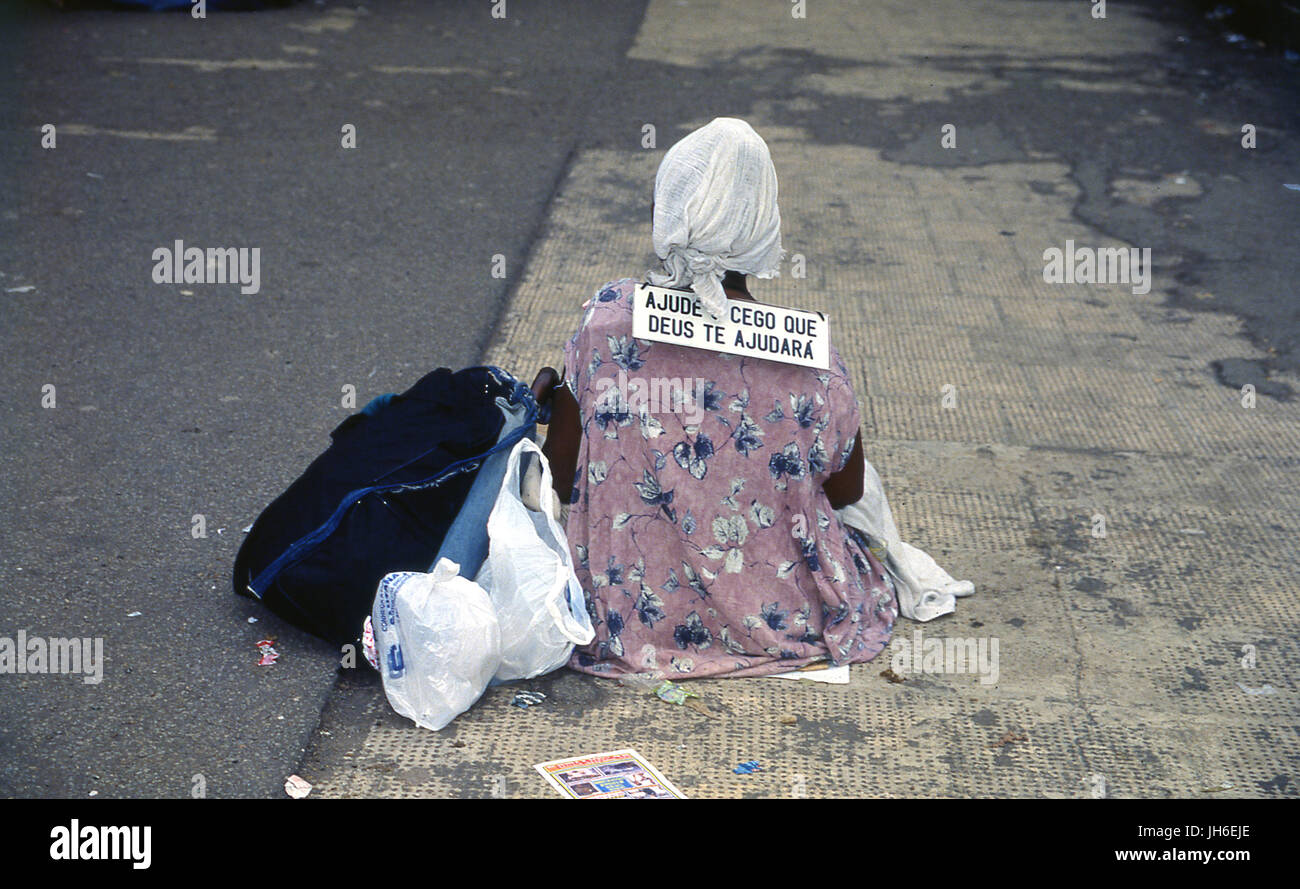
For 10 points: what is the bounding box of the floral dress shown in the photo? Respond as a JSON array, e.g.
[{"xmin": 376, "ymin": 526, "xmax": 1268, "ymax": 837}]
[{"xmin": 561, "ymin": 278, "xmax": 897, "ymax": 678}]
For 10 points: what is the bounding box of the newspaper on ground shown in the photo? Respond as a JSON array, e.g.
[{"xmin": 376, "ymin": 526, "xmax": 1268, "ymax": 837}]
[{"xmin": 534, "ymin": 748, "xmax": 686, "ymax": 799}]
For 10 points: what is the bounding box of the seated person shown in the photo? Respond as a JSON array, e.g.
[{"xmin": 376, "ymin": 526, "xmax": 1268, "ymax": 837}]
[{"xmin": 542, "ymin": 118, "xmax": 897, "ymax": 678}]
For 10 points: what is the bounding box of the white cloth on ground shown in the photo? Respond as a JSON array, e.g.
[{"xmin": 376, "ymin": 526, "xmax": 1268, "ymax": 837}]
[
  {"xmin": 836, "ymin": 456, "xmax": 974, "ymax": 622},
  {"xmin": 646, "ymin": 117, "xmax": 785, "ymax": 320}
]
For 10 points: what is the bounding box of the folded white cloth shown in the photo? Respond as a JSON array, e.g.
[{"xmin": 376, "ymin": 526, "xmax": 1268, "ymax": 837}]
[
  {"xmin": 836, "ymin": 456, "xmax": 973, "ymax": 622},
  {"xmin": 646, "ymin": 117, "xmax": 785, "ymax": 320}
]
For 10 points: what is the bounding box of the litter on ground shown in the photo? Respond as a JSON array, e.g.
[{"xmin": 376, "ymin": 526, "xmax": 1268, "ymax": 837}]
[
  {"xmin": 535, "ymin": 748, "xmax": 685, "ymax": 799},
  {"xmin": 990, "ymin": 731, "xmax": 1028, "ymax": 749},
  {"xmin": 511, "ymin": 691, "xmax": 547, "ymax": 709},
  {"xmin": 616, "ymin": 673, "xmax": 718, "ymax": 718},
  {"xmin": 256, "ymin": 639, "xmax": 279, "ymax": 667},
  {"xmin": 768, "ymin": 663, "xmax": 850, "ymax": 684},
  {"xmin": 284, "ymin": 774, "xmax": 312, "ymax": 799}
]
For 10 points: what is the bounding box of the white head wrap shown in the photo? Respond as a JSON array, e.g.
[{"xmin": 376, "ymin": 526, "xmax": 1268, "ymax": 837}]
[{"xmin": 646, "ymin": 118, "xmax": 784, "ymax": 320}]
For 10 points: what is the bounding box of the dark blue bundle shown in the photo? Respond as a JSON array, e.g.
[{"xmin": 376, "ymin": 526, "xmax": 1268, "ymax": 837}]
[{"xmin": 234, "ymin": 366, "xmax": 537, "ymax": 646}]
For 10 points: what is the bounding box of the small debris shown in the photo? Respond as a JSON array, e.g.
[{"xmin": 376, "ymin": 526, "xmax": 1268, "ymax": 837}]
[
  {"xmin": 284, "ymin": 774, "xmax": 312, "ymax": 799},
  {"xmin": 247, "ymin": 616, "xmax": 258, "ymax": 623},
  {"xmin": 256, "ymin": 639, "xmax": 279, "ymax": 666},
  {"xmin": 618, "ymin": 673, "xmax": 719, "ymax": 718},
  {"xmin": 733, "ymin": 760, "xmax": 763, "ymax": 775},
  {"xmin": 1237, "ymin": 683, "xmax": 1275, "ymax": 695},
  {"xmin": 880, "ymin": 667, "xmax": 906, "ymax": 683},
  {"xmin": 126, "ymin": 611, "xmax": 143, "ymax": 618},
  {"xmin": 779, "ymin": 714, "xmax": 798, "ymax": 726},
  {"xmin": 618, "ymin": 673, "xmax": 694, "ymax": 704},
  {"xmin": 1202, "ymin": 781, "xmax": 1234, "ymax": 792},
  {"xmin": 654, "ymin": 680, "xmax": 693, "ymax": 704},
  {"xmin": 990, "ymin": 730, "xmax": 1027, "ymax": 749},
  {"xmin": 1285, "ymin": 184, "xmax": 1300, "ymax": 192},
  {"xmin": 5, "ymin": 285, "xmax": 36, "ymax": 293},
  {"xmin": 361, "ymin": 617, "xmax": 379, "ymax": 670},
  {"xmin": 451, "ymin": 739, "xmax": 466, "ymax": 748},
  {"xmin": 511, "ymin": 691, "xmax": 547, "ymax": 709}
]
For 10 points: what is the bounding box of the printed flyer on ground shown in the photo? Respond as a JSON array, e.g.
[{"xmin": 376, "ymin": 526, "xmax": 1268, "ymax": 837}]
[{"xmin": 534, "ymin": 748, "xmax": 686, "ymax": 799}]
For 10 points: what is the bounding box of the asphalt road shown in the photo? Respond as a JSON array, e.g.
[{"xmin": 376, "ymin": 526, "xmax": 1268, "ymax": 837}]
[
  {"xmin": 1, "ymin": 0, "xmax": 1295, "ymax": 798},
  {"xmin": 0, "ymin": 0, "xmax": 647, "ymax": 798}
]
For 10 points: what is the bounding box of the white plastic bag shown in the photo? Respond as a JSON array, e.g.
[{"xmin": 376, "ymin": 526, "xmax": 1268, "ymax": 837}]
[
  {"xmin": 371, "ymin": 558, "xmax": 501, "ymax": 731},
  {"xmin": 476, "ymin": 438, "xmax": 595, "ymax": 681}
]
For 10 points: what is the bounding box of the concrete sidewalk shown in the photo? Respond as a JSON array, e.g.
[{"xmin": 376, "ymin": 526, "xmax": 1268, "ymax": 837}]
[{"xmin": 302, "ymin": 0, "xmax": 1299, "ymax": 798}]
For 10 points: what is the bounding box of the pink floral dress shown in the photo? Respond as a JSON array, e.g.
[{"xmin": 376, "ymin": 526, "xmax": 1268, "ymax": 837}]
[{"xmin": 562, "ymin": 279, "xmax": 897, "ymax": 678}]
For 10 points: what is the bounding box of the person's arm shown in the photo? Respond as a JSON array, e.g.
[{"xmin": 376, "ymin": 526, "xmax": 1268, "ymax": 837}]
[
  {"xmin": 822, "ymin": 428, "xmax": 864, "ymax": 510},
  {"xmin": 541, "ymin": 376, "xmax": 582, "ymax": 504}
]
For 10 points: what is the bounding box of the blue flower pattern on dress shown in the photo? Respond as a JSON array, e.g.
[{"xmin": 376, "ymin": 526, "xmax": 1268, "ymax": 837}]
[
  {"xmin": 673, "ymin": 431, "xmax": 715, "ymax": 480},
  {"xmin": 563, "ymin": 279, "xmax": 897, "ymax": 678}
]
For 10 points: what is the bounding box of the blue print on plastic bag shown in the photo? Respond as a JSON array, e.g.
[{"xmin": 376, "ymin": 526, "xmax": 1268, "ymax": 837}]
[{"xmin": 386, "ymin": 643, "xmax": 405, "ymax": 678}]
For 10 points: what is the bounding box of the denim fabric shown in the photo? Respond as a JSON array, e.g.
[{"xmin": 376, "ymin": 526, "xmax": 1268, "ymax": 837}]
[{"xmin": 432, "ymin": 395, "xmax": 532, "ymax": 579}]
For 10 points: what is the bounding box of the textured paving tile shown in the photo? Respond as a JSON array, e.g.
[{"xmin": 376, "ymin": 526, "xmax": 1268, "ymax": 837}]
[{"xmin": 308, "ymin": 0, "xmax": 1300, "ymax": 799}]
